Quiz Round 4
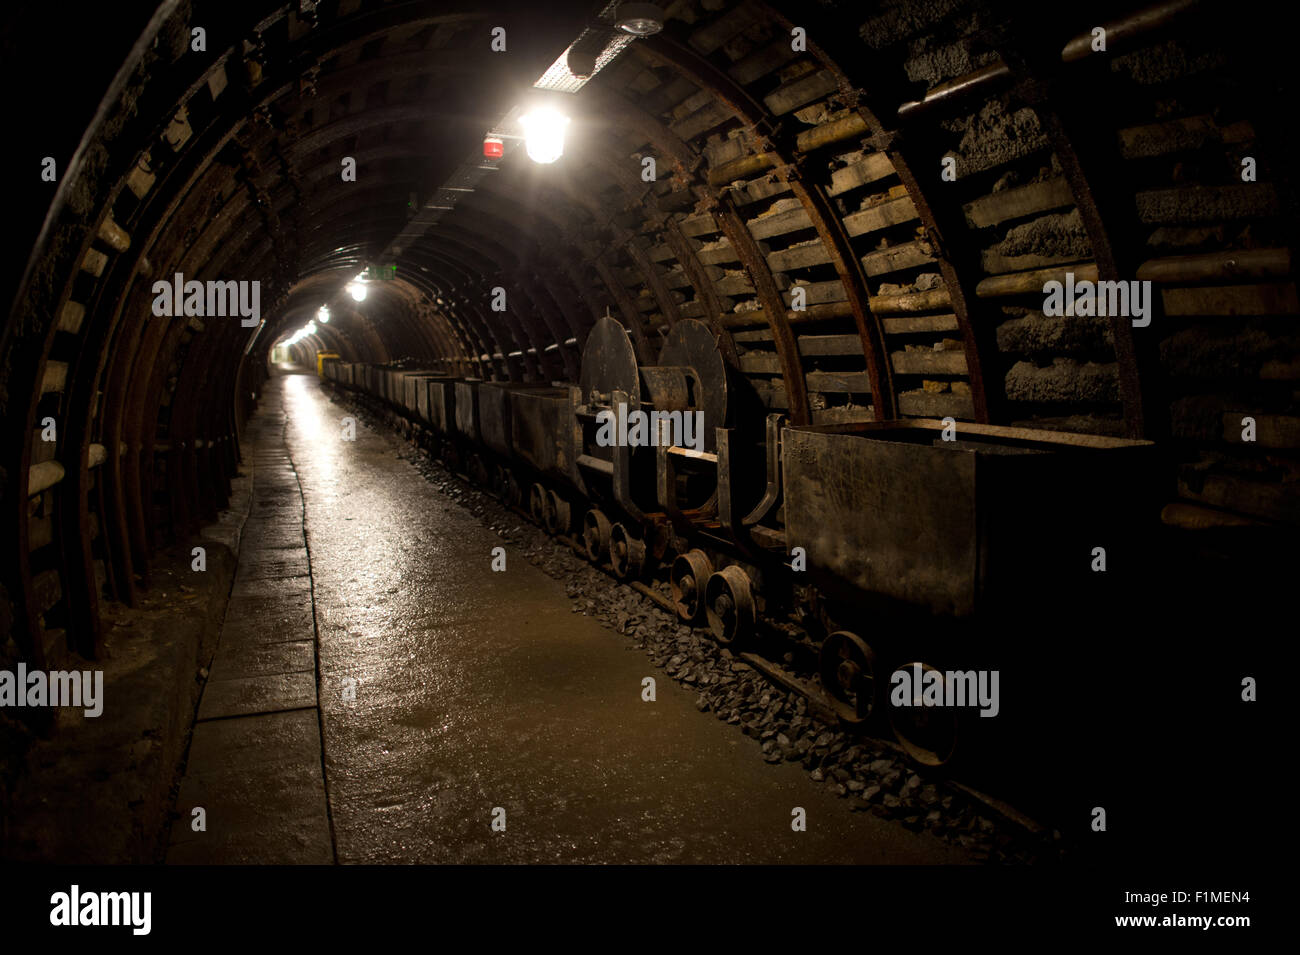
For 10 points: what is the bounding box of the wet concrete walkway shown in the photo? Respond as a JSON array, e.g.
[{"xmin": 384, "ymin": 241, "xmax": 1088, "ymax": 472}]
[
  {"xmin": 174, "ymin": 370, "xmax": 966, "ymax": 864},
  {"xmin": 167, "ymin": 383, "xmax": 332, "ymax": 863}
]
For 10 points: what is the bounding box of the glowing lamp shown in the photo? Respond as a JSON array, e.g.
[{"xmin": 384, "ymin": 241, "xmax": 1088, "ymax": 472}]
[
  {"xmin": 519, "ymin": 108, "xmax": 569, "ymax": 165},
  {"xmin": 483, "ymin": 137, "xmax": 504, "ymax": 159}
]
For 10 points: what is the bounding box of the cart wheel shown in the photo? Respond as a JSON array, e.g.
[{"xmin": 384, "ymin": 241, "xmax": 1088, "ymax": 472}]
[
  {"xmin": 528, "ymin": 483, "xmax": 547, "ymax": 524},
  {"xmin": 670, "ymin": 550, "xmax": 713, "ymax": 624},
  {"xmin": 544, "ymin": 490, "xmax": 570, "ymax": 534},
  {"xmin": 582, "ymin": 509, "xmax": 611, "ymax": 562},
  {"xmin": 705, "ymin": 565, "xmax": 755, "ymax": 648},
  {"xmin": 819, "ymin": 631, "xmax": 878, "ymax": 728},
  {"xmin": 888, "ymin": 661, "xmax": 959, "ymax": 767},
  {"xmin": 609, "ymin": 523, "xmax": 646, "ymax": 579}
]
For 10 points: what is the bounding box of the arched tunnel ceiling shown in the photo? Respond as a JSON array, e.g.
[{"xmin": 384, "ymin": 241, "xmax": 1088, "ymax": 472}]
[{"xmin": 2, "ymin": 0, "xmax": 1299, "ymax": 663}]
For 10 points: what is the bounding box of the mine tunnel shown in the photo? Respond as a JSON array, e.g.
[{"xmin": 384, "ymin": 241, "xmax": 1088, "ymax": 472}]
[{"xmin": 0, "ymin": 0, "xmax": 1289, "ymax": 882}]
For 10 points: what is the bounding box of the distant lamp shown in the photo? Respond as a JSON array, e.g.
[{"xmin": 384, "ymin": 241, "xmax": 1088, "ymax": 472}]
[
  {"xmin": 347, "ymin": 281, "xmax": 366, "ymax": 302},
  {"xmin": 616, "ymin": 2, "xmax": 664, "ymax": 36},
  {"xmin": 318, "ymin": 305, "xmax": 331, "ymax": 323},
  {"xmin": 519, "ymin": 107, "xmax": 570, "ymax": 165}
]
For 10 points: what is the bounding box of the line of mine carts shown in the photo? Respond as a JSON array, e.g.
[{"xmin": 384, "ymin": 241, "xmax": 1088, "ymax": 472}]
[{"xmin": 320, "ymin": 318, "xmax": 1156, "ymax": 767}]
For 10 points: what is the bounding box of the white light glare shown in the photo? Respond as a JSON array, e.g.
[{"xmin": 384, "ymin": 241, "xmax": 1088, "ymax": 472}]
[
  {"xmin": 347, "ymin": 281, "xmax": 367, "ymax": 302},
  {"xmin": 318, "ymin": 304, "xmax": 331, "ymax": 322},
  {"xmin": 284, "ymin": 319, "xmax": 318, "ymax": 347},
  {"xmin": 520, "ymin": 108, "xmax": 570, "ymax": 164}
]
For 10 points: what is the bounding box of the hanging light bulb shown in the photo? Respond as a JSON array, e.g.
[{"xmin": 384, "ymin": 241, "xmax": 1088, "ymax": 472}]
[{"xmin": 519, "ymin": 107, "xmax": 570, "ymax": 164}]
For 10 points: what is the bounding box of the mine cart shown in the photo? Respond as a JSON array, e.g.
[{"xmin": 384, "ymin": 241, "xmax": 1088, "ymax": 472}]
[
  {"xmin": 451, "ymin": 379, "xmax": 488, "ymax": 481},
  {"xmin": 399, "ymin": 371, "xmax": 441, "ymax": 420},
  {"xmin": 409, "ymin": 374, "xmax": 441, "ymax": 425},
  {"xmin": 332, "ymin": 362, "xmax": 355, "ymax": 388},
  {"xmin": 477, "ymin": 383, "xmax": 514, "ymax": 459},
  {"xmin": 424, "ymin": 378, "xmax": 457, "ymax": 436},
  {"xmin": 367, "ymin": 366, "xmax": 387, "ymax": 402},
  {"xmin": 509, "ymin": 387, "xmax": 572, "ymax": 480},
  {"xmin": 453, "ymin": 379, "xmax": 481, "ymax": 443},
  {"xmin": 783, "ymin": 420, "xmax": 1155, "ymax": 618},
  {"xmin": 381, "ymin": 368, "xmax": 402, "ymax": 406},
  {"xmin": 570, "ymin": 317, "xmax": 736, "ymax": 579},
  {"xmin": 506, "ymin": 385, "xmax": 576, "ymax": 531},
  {"xmin": 782, "ymin": 419, "xmax": 1155, "ymax": 763}
]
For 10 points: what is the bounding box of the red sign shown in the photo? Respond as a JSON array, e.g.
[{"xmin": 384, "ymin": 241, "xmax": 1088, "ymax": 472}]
[{"xmin": 483, "ymin": 137, "xmax": 504, "ymax": 159}]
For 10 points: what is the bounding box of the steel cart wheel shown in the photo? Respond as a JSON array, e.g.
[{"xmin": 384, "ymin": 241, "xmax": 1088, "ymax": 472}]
[
  {"xmin": 609, "ymin": 522, "xmax": 646, "ymax": 579},
  {"xmin": 582, "ymin": 509, "xmax": 611, "ymax": 562},
  {"xmin": 888, "ymin": 661, "xmax": 959, "ymax": 767},
  {"xmin": 528, "ymin": 482, "xmax": 547, "ymax": 524},
  {"xmin": 544, "ymin": 489, "xmax": 570, "ymax": 535},
  {"xmin": 819, "ymin": 631, "xmax": 878, "ymax": 728},
  {"xmin": 705, "ymin": 565, "xmax": 755, "ymax": 648},
  {"xmin": 670, "ymin": 549, "xmax": 713, "ymax": 624}
]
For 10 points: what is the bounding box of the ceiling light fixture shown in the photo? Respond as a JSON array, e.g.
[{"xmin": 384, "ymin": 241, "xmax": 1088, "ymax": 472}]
[
  {"xmin": 519, "ymin": 107, "xmax": 570, "ymax": 164},
  {"xmin": 285, "ymin": 319, "xmax": 319, "ymax": 347},
  {"xmin": 615, "ymin": 2, "xmax": 664, "ymax": 36}
]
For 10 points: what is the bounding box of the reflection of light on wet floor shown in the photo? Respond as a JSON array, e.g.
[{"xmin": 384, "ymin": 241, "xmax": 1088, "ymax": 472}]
[
  {"xmin": 282, "ymin": 372, "xmax": 333, "ymax": 481},
  {"xmin": 266, "ymin": 373, "xmax": 961, "ymax": 864}
]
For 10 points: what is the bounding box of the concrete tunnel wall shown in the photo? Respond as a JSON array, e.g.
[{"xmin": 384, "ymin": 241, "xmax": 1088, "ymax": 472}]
[{"xmin": 2, "ymin": 0, "xmax": 1298, "ymax": 682}]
